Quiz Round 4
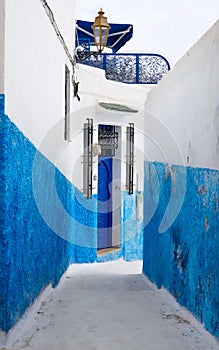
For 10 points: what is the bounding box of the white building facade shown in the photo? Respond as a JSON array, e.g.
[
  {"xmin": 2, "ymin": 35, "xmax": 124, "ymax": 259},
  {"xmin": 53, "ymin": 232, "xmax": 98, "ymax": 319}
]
[
  {"xmin": 143, "ymin": 20, "xmax": 219, "ymax": 339},
  {"xmin": 0, "ymin": 0, "xmax": 148, "ymax": 336}
]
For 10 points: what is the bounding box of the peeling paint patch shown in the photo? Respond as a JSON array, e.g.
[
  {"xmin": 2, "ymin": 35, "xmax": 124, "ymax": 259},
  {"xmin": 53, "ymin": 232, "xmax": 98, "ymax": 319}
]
[
  {"xmin": 198, "ymin": 185, "xmax": 207, "ymax": 195},
  {"xmin": 215, "ymin": 195, "xmax": 218, "ymax": 213},
  {"xmin": 205, "ymin": 216, "xmax": 209, "ymax": 231},
  {"xmin": 164, "ymin": 164, "xmax": 171, "ymax": 179}
]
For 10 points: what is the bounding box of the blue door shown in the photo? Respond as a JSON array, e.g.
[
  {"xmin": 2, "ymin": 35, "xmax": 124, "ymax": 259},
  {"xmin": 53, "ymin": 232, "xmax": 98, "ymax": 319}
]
[{"xmin": 97, "ymin": 157, "xmax": 113, "ymax": 249}]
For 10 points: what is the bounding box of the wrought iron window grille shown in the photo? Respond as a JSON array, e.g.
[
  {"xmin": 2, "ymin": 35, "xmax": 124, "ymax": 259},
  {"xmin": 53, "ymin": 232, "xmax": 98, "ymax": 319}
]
[
  {"xmin": 98, "ymin": 125, "xmax": 118, "ymax": 157},
  {"xmin": 83, "ymin": 118, "xmax": 94, "ymax": 199},
  {"xmin": 64, "ymin": 65, "xmax": 70, "ymax": 141},
  {"xmin": 126, "ymin": 123, "xmax": 135, "ymax": 195}
]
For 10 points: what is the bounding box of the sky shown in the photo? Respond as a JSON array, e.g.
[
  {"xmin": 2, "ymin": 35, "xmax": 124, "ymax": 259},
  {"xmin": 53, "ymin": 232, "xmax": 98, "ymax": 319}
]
[{"xmin": 75, "ymin": 0, "xmax": 219, "ymax": 67}]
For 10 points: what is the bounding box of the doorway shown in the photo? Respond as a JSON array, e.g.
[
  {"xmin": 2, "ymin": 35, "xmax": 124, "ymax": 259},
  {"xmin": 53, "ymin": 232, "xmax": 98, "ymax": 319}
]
[
  {"xmin": 97, "ymin": 125, "xmax": 121, "ymax": 250},
  {"xmin": 97, "ymin": 157, "xmax": 112, "ymax": 249}
]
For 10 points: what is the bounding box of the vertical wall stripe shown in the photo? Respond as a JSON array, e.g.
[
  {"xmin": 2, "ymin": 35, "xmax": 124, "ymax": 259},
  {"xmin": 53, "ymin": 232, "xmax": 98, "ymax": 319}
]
[
  {"xmin": 0, "ymin": 94, "xmax": 6, "ymax": 331},
  {"xmin": 122, "ymin": 191, "xmax": 143, "ymax": 261},
  {"xmin": 0, "ymin": 94, "xmax": 4, "ymax": 113}
]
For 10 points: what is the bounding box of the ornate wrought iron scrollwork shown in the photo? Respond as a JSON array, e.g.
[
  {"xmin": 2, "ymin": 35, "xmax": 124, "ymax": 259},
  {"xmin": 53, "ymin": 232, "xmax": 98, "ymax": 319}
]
[
  {"xmin": 77, "ymin": 53, "xmax": 170, "ymax": 84},
  {"xmin": 105, "ymin": 55, "xmax": 136, "ymax": 83},
  {"xmin": 139, "ymin": 55, "xmax": 170, "ymax": 83},
  {"xmin": 98, "ymin": 125, "xmax": 118, "ymax": 157}
]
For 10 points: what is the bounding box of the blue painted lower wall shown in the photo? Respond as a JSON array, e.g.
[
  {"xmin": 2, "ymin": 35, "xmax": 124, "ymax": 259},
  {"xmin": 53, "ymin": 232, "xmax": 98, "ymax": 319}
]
[
  {"xmin": 0, "ymin": 94, "xmax": 143, "ymax": 332},
  {"xmin": 0, "ymin": 95, "xmax": 76, "ymax": 332},
  {"xmin": 96, "ymin": 190, "xmax": 143, "ymax": 263},
  {"xmin": 122, "ymin": 191, "xmax": 143, "ymax": 262},
  {"xmin": 0, "ymin": 94, "xmax": 98, "ymax": 331},
  {"xmin": 143, "ymin": 161, "xmax": 219, "ymax": 339}
]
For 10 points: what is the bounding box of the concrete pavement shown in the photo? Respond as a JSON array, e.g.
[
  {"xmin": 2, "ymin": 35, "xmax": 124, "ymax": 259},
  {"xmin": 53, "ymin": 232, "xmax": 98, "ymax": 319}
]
[{"xmin": 3, "ymin": 260, "xmax": 219, "ymax": 350}]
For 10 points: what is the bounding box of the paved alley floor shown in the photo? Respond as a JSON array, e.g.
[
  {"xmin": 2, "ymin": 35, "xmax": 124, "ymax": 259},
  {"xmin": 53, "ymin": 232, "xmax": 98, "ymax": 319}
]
[{"xmin": 3, "ymin": 260, "xmax": 219, "ymax": 350}]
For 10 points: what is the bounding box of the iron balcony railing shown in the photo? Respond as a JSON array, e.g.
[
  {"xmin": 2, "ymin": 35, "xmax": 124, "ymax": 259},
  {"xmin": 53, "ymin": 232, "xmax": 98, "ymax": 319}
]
[{"xmin": 77, "ymin": 53, "xmax": 170, "ymax": 84}]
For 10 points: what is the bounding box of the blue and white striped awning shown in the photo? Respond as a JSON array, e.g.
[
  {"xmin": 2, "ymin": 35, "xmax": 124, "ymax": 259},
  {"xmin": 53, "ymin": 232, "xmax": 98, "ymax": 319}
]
[{"xmin": 75, "ymin": 20, "xmax": 133, "ymax": 53}]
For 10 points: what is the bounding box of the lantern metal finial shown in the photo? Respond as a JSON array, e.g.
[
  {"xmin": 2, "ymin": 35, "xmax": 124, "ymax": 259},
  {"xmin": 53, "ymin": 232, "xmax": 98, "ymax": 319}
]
[{"xmin": 91, "ymin": 8, "xmax": 110, "ymax": 53}]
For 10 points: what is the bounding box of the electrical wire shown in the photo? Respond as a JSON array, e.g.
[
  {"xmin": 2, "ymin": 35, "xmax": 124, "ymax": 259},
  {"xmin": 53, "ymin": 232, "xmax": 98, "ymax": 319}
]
[{"xmin": 40, "ymin": 0, "xmax": 76, "ymax": 81}]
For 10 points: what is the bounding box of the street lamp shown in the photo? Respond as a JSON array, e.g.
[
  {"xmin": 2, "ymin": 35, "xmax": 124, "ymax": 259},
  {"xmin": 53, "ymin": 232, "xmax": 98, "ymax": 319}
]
[
  {"xmin": 92, "ymin": 8, "xmax": 110, "ymax": 53},
  {"xmin": 75, "ymin": 8, "xmax": 110, "ymax": 61}
]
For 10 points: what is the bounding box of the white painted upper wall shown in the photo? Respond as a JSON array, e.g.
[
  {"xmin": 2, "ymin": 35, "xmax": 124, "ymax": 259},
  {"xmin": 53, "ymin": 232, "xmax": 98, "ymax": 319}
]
[
  {"xmin": 3, "ymin": 0, "xmax": 149, "ymax": 191},
  {"xmin": 47, "ymin": 0, "xmax": 75, "ymax": 53},
  {"xmin": 72, "ymin": 64, "xmax": 150, "ymax": 132},
  {"xmin": 57, "ymin": 64, "xmax": 150, "ymax": 190},
  {"xmin": 4, "ymin": 0, "xmax": 75, "ymax": 161},
  {"xmin": 144, "ymin": 20, "xmax": 219, "ymax": 171},
  {"xmin": 0, "ymin": 0, "xmax": 5, "ymax": 94}
]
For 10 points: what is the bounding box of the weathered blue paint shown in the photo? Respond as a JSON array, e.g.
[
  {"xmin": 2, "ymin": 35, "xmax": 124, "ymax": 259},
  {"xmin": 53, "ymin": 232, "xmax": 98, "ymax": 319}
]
[
  {"xmin": 0, "ymin": 94, "xmax": 4, "ymax": 114},
  {"xmin": 143, "ymin": 161, "xmax": 219, "ymax": 339},
  {"xmin": 0, "ymin": 101, "xmax": 76, "ymax": 331},
  {"xmin": 96, "ymin": 190, "xmax": 143, "ymax": 262},
  {"xmin": 122, "ymin": 191, "xmax": 143, "ymax": 261},
  {"xmin": 0, "ymin": 93, "xmax": 143, "ymax": 331},
  {"xmin": 0, "ymin": 98, "xmax": 97, "ymax": 331},
  {"xmin": 55, "ymin": 176, "xmax": 97, "ymax": 263}
]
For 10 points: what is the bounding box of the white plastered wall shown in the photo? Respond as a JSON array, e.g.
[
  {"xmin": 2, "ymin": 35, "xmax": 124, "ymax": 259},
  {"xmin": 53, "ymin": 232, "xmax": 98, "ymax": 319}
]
[
  {"xmin": 58, "ymin": 63, "xmax": 150, "ymax": 193},
  {"xmin": 47, "ymin": 0, "xmax": 75, "ymax": 53},
  {"xmin": 144, "ymin": 20, "xmax": 219, "ymax": 171},
  {"xmin": 0, "ymin": 0, "xmax": 5, "ymax": 94},
  {"xmin": 4, "ymin": 0, "xmax": 149, "ymax": 192},
  {"xmin": 4, "ymin": 0, "xmax": 75, "ymax": 176}
]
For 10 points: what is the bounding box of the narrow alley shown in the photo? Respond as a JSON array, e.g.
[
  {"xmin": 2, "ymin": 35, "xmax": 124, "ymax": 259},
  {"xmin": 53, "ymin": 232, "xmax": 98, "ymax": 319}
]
[
  {"xmin": 1, "ymin": 1, "xmax": 219, "ymax": 349},
  {"xmin": 4, "ymin": 260, "xmax": 219, "ymax": 350}
]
